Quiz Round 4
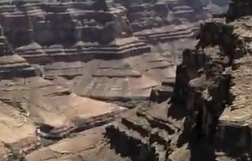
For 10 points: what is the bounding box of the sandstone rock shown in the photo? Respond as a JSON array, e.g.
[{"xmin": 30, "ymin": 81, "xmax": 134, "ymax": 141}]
[
  {"xmin": 0, "ymin": 2, "xmax": 132, "ymax": 47},
  {"xmin": 0, "ymin": 1, "xmax": 251, "ymax": 161},
  {"xmin": 105, "ymin": 105, "xmax": 181, "ymax": 161},
  {"xmin": 73, "ymin": 59, "xmax": 159, "ymax": 107},
  {"xmin": 123, "ymin": 0, "xmax": 210, "ymax": 33},
  {"xmin": 2, "ymin": 1, "xmax": 151, "ymax": 80},
  {"xmin": 101, "ymin": 6, "xmax": 252, "ymax": 161},
  {"xmin": 134, "ymin": 23, "xmax": 198, "ymax": 44},
  {"xmin": 124, "ymin": 52, "xmax": 176, "ymax": 82},
  {"xmin": 0, "ymin": 24, "xmax": 36, "ymax": 79}
]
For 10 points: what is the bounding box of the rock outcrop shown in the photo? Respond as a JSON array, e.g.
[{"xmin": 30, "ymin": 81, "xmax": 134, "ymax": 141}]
[
  {"xmin": 134, "ymin": 23, "xmax": 198, "ymax": 44},
  {"xmin": 0, "ymin": 2, "xmax": 151, "ymax": 79},
  {"xmin": 122, "ymin": 0, "xmax": 209, "ymax": 31},
  {"xmin": 170, "ymin": 17, "xmax": 252, "ymax": 160},
  {"xmin": 112, "ymin": 0, "xmax": 212, "ymax": 47},
  {"xmin": 0, "ymin": 25, "xmax": 35, "ymax": 79},
  {"xmin": 124, "ymin": 52, "xmax": 176, "ymax": 82},
  {"xmin": 211, "ymin": 17, "xmax": 252, "ymax": 160},
  {"xmin": 0, "ymin": 2, "xmax": 114, "ymax": 46},
  {"xmin": 0, "ymin": 76, "xmax": 128, "ymax": 159},
  {"xmin": 73, "ymin": 59, "xmax": 159, "ymax": 108},
  {"xmin": 105, "ymin": 104, "xmax": 179, "ymax": 161},
  {"xmin": 0, "ymin": 2, "xmax": 132, "ymax": 46},
  {"xmin": 104, "ymin": 45, "xmax": 232, "ymax": 160},
  {"xmin": 103, "ymin": 9, "xmax": 252, "ymax": 161},
  {"xmin": 1, "ymin": 1, "xmax": 252, "ymax": 161}
]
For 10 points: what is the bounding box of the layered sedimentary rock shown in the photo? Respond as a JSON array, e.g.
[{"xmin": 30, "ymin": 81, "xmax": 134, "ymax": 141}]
[
  {"xmin": 170, "ymin": 16, "xmax": 252, "ymax": 161},
  {"xmin": 0, "ymin": 75, "xmax": 128, "ymax": 159},
  {"xmin": 124, "ymin": 52, "xmax": 176, "ymax": 82},
  {"xmin": 122, "ymin": 0, "xmax": 232, "ymax": 46},
  {"xmin": 173, "ymin": 16, "xmax": 252, "ymax": 160},
  {"xmin": 122, "ymin": 0, "xmax": 209, "ymax": 31},
  {"xmin": 134, "ymin": 23, "xmax": 198, "ymax": 43},
  {"xmin": 104, "ymin": 45, "xmax": 232, "ymax": 160},
  {"xmin": 3, "ymin": 1, "xmax": 252, "ymax": 161},
  {"xmin": 0, "ymin": 101, "xmax": 38, "ymax": 159},
  {"xmin": 73, "ymin": 59, "xmax": 159, "ymax": 107},
  {"xmin": 127, "ymin": 4, "xmax": 205, "ymax": 45},
  {"xmin": 204, "ymin": 0, "xmax": 229, "ymax": 16},
  {"xmin": 0, "ymin": 2, "xmax": 122, "ymax": 46},
  {"xmin": 0, "ymin": 53, "xmax": 35, "ymax": 79},
  {"xmin": 111, "ymin": 0, "xmax": 213, "ymax": 50},
  {"xmin": 16, "ymin": 38, "xmax": 150, "ymax": 63},
  {"xmin": 43, "ymin": 61, "xmax": 85, "ymax": 79},
  {"xmin": 0, "ymin": 2, "xmax": 150, "ymax": 79},
  {"xmin": 103, "ymin": 10, "xmax": 252, "ymax": 161},
  {"xmin": 127, "ymin": 3, "xmax": 169, "ymax": 32},
  {"xmin": 25, "ymin": 126, "xmax": 127, "ymax": 161},
  {"xmin": 0, "ymin": 25, "xmax": 35, "ymax": 79},
  {"xmin": 0, "ymin": 1, "xmax": 178, "ymax": 159},
  {"xmin": 202, "ymin": 17, "xmax": 252, "ymax": 160},
  {"xmin": 106, "ymin": 105, "xmax": 180, "ymax": 161}
]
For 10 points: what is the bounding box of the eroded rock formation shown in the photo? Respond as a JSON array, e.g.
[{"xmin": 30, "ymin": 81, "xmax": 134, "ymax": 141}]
[
  {"xmin": 104, "ymin": 45, "xmax": 233, "ymax": 160},
  {"xmin": 0, "ymin": 2, "xmax": 152, "ymax": 80},
  {"xmin": 0, "ymin": 24, "xmax": 35, "ymax": 79},
  {"xmin": 103, "ymin": 6, "xmax": 252, "ymax": 161},
  {"xmin": 0, "ymin": 1, "xmax": 251, "ymax": 161},
  {"xmin": 0, "ymin": 2, "xmax": 132, "ymax": 47}
]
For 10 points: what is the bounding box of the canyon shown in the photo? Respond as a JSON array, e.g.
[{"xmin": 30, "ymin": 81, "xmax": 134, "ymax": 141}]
[{"xmin": 0, "ymin": 0, "xmax": 247, "ymax": 161}]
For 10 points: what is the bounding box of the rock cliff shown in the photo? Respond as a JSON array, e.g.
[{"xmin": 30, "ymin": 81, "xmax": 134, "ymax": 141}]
[
  {"xmin": 103, "ymin": 8, "xmax": 252, "ymax": 161},
  {"xmin": 0, "ymin": 24, "xmax": 35, "ymax": 79},
  {"xmin": 0, "ymin": 0, "xmax": 251, "ymax": 161},
  {"xmin": 0, "ymin": 1, "xmax": 152, "ymax": 80}
]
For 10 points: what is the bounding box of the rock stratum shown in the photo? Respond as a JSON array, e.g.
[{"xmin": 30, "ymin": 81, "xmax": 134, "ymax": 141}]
[
  {"xmin": 101, "ymin": 1, "xmax": 252, "ymax": 161},
  {"xmin": 0, "ymin": 0, "xmax": 247, "ymax": 161}
]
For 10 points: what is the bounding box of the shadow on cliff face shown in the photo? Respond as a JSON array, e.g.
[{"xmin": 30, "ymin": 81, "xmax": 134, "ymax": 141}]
[
  {"xmin": 167, "ymin": 102, "xmax": 188, "ymax": 120},
  {"xmin": 172, "ymin": 76, "xmax": 234, "ymax": 161},
  {"xmin": 166, "ymin": 46, "xmax": 236, "ymax": 161},
  {"xmin": 174, "ymin": 119, "xmax": 218, "ymax": 161},
  {"xmin": 189, "ymin": 143, "xmax": 216, "ymax": 161}
]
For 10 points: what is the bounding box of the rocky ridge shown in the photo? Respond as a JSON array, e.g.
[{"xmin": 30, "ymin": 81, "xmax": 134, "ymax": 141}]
[
  {"xmin": 0, "ymin": 1, "xmax": 151, "ymax": 79},
  {"xmin": 0, "ymin": 0, "xmax": 238, "ymax": 160},
  {"xmin": 0, "ymin": 24, "xmax": 35, "ymax": 80},
  {"xmin": 103, "ymin": 3, "xmax": 252, "ymax": 161}
]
